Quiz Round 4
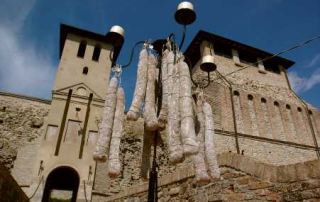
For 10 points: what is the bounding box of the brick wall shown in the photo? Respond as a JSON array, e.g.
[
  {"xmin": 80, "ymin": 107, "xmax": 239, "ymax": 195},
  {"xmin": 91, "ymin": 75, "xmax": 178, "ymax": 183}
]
[{"xmin": 92, "ymin": 152, "xmax": 320, "ymax": 202}]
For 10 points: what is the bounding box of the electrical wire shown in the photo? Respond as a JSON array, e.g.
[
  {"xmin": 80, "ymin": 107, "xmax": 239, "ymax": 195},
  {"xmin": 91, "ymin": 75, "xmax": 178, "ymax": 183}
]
[
  {"xmin": 212, "ymin": 34, "xmax": 320, "ymax": 82},
  {"xmin": 122, "ymin": 41, "xmax": 145, "ymax": 68},
  {"xmin": 28, "ymin": 175, "xmax": 44, "ymax": 199}
]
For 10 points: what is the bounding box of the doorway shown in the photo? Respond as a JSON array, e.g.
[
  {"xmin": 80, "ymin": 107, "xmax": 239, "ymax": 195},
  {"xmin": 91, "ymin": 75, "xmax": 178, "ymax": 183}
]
[{"xmin": 42, "ymin": 166, "xmax": 80, "ymax": 202}]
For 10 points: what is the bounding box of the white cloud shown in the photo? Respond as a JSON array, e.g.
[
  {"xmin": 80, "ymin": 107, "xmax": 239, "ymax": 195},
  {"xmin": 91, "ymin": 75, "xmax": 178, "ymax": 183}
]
[
  {"xmin": 307, "ymin": 53, "xmax": 320, "ymax": 67},
  {"xmin": 0, "ymin": 0, "xmax": 55, "ymax": 99},
  {"xmin": 288, "ymin": 70, "xmax": 320, "ymax": 93}
]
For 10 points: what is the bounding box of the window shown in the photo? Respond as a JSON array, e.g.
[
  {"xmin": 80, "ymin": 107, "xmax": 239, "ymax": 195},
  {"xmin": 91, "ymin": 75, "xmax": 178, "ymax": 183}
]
[
  {"xmin": 264, "ymin": 60, "xmax": 281, "ymax": 74},
  {"xmin": 92, "ymin": 45, "xmax": 101, "ymax": 61},
  {"xmin": 77, "ymin": 41, "xmax": 87, "ymax": 58},
  {"xmin": 248, "ymin": 94, "xmax": 253, "ymax": 100},
  {"xmin": 214, "ymin": 43, "xmax": 232, "ymax": 59},
  {"xmin": 82, "ymin": 66, "xmax": 88, "ymax": 75},
  {"xmin": 261, "ymin": 98, "xmax": 266, "ymax": 103},
  {"xmin": 239, "ymin": 51, "xmax": 258, "ymax": 67}
]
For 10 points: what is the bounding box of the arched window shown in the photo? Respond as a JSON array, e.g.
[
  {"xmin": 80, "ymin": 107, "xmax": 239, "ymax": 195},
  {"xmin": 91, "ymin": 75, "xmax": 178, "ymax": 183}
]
[
  {"xmin": 77, "ymin": 41, "xmax": 87, "ymax": 58},
  {"xmin": 297, "ymin": 107, "xmax": 302, "ymax": 112},
  {"xmin": 92, "ymin": 44, "xmax": 101, "ymax": 61},
  {"xmin": 274, "ymin": 101, "xmax": 279, "ymax": 106},
  {"xmin": 247, "ymin": 94, "xmax": 253, "ymax": 100},
  {"xmin": 286, "ymin": 104, "xmax": 291, "ymax": 109},
  {"xmin": 82, "ymin": 66, "xmax": 88, "ymax": 75},
  {"xmin": 261, "ymin": 98, "xmax": 267, "ymax": 103}
]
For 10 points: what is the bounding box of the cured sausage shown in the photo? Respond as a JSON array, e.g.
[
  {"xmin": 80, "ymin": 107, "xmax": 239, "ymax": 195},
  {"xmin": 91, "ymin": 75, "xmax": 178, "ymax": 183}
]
[
  {"xmin": 93, "ymin": 76, "xmax": 118, "ymax": 162},
  {"xmin": 127, "ymin": 48, "xmax": 148, "ymax": 121},
  {"xmin": 108, "ymin": 87, "xmax": 125, "ymax": 178},
  {"xmin": 178, "ymin": 57, "xmax": 198, "ymax": 155},
  {"xmin": 166, "ymin": 51, "xmax": 183, "ymax": 163},
  {"xmin": 192, "ymin": 98, "xmax": 210, "ymax": 184},
  {"xmin": 203, "ymin": 102, "xmax": 220, "ymax": 179},
  {"xmin": 144, "ymin": 54, "xmax": 159, "ymax": 131}
]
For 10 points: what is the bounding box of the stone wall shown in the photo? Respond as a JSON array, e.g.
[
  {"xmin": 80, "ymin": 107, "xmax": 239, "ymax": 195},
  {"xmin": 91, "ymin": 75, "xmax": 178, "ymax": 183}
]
[
  {"xmin": 92, "ymin": 153, "xmax": 320, "ymax": 202},
  {"xmin": 0, "ymin": 91, "xmax": 50, "ymax": 169},
  {"xmin": 0, "ymin": 164, "xmax": 29, "ymax": 202}
]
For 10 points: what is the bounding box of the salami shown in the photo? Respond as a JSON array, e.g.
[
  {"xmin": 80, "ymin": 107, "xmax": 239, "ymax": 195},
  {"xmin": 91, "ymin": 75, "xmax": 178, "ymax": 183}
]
[
  {"xmin": 108, "ymin": 87, "xmax": 125, "ymax": 178},
  {"xmin": 158, "ymin": 49, "xmax": 169, "ymax": 130},
  {"xmin": 93, "ymin": 76, "xmax": 118, "ymax": 162},
  {"xmin": 192, "ymin": 97, "xmax": 210, "ymax": 184},
  {"xmin": 144, "ymin": 53, "xmax": 159, "ymax": 131},
  {"xmin": 127, "ymin": 48, "xmax": 148, "ymax": 121},
  {"xmin": 178, "ymin": 56, "xmax": 199, "ymax": 155},
  {"xmin": 203, "ymin": 102, "xmax": 220, "ymax": 179},
  {"xmin": 140, "ymin": 126, "xmax": 153, "ymax": 180},
  {"xmin": 166, "ymin": 51, "xmax": 183, "ymax": 163}
]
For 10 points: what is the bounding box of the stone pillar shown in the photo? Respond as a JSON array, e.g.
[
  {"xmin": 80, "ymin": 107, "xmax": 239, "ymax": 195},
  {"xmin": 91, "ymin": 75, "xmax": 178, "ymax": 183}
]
[
  {"xmin": 231, "ymin": 49, "xmax": 241, "ymax": 66},
  {"xmin": 257, "ymin": 58, "xmax": 266, "ymax": 74}
]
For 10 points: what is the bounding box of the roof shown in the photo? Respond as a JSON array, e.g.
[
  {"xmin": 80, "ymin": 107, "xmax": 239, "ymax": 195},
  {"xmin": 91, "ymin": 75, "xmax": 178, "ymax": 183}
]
[
  {"xmin": 59, "ymin": 24, "xmax": 124, "ymax": 62},
  {"xmin": 184, "ymin": 30, "xmax": 295, "ymax": 69}
]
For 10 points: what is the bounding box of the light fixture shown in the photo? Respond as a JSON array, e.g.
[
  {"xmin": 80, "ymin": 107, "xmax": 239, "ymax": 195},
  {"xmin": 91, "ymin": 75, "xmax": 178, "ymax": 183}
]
[
  {"xmin": 175, "ymin": 1, "xmax": 196, "ymax": 25},
  {"xmin": 106, "ymin": 25, "xmax": 125, "ymax": 46},
  {"xmin": 200, "ymin": 55, "xmax": 217, "ymax": 72}
]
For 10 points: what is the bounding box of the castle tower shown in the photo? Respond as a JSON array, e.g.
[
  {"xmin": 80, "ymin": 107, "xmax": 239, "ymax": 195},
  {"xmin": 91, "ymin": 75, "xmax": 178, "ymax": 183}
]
[{"xmin": 25, "ymin": 24, "xmax": 123, "ymax": 202}]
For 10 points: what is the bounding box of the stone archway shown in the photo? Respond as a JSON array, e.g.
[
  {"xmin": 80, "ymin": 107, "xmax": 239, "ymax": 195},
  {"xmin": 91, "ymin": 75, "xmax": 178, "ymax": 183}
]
[{"xmin": 42, "ymin": 166, "xmax": 80, "ymax": 202}]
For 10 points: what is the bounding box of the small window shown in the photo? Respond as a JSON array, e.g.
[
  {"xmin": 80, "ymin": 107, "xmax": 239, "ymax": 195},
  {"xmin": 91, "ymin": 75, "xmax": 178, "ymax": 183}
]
[
  {"xmin": 309, "ymin": 110, "xmax": 313, "ymax": 115},
  {"xmin": 77, "ymin": 41, "xmax": 87, "ymax": 58},
  {"xmin": 286, "ymin": 104, "xmax": 291, "ymax": 109},
  {"xmin": 83, "ymin": 67, "xmax": 88, "ymax": 75},
  {"xmin": 92, "ymin": 45, "xmax": 101, "ymax": 61},
  {"xmin": 264, "ymin": 61, "xmax": 281, "ymax": 74},
  {"xmin": 261, "ymin": 98, "xmax": 266, "ymax": 103},
  {"xmin": 274, "ymin": 101, "xmax": 279, "ymax": 106},
  {"xmin": 214, "ymin": 43, "xmax": 232, "ymax": 59},
  {"xmin": 233, "ymin": 91, "xmax": 240, "ymax": 96},
  {"xmin": 297, "ymin": 107, "xmax": 302, "ymax": 112},
  {"xmin": 248, "ymin": 94, "xmax": 253, "ymax": 100},
  {"xmin": 239, "ymin": 51, "xmax": 258, "ymax": 67}
]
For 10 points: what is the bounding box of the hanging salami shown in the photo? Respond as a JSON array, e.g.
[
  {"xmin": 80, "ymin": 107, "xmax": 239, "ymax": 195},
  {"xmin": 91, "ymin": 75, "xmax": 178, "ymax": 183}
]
[
  {"xmin": 178, "ymin": 56, "xmax": 198, "ymax": 155},
  {"xmin": 94, "ymin": 76, "xmax": 118, "ymax": 162},
  {"xmin": 166, "ymin": 51, "xmax": 183, "ymax": 163},
  {"xmin": 158, "ymin": 49, "xmax": 169, "ymax": 130},
  {"xmin": 108, "ymin": 87, "xmax": 125, "ymax": 178},
  {"xmin": 144, "ymin": 53, "xmax": 159, "ymax": 131},
  {"xmin": 127, "ymin": 48, "xmax": 148, "ymax": 121},
  {"xmin": 203, "ymin": 101, "xmax": 221, "ymax": 179},
  {"xmin": 192, "ymin": 97, "xmax": 210, "ymax": 184}
]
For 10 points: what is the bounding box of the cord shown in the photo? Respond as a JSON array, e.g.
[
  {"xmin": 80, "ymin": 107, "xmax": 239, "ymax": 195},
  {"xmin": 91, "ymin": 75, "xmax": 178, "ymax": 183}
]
[
  {"xmin": 28, "ymin": 175, "xmax": 44, "ymax": 199},
  {"xmin": 122, "ymin": 41, "xmax": 145, "ymax": 68}
]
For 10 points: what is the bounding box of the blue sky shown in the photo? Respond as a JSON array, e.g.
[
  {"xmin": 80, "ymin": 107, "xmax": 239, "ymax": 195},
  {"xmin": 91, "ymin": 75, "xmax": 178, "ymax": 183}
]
[{"xmin": 0, "ymin": 0, "xmax": 319, "ymax": 108}]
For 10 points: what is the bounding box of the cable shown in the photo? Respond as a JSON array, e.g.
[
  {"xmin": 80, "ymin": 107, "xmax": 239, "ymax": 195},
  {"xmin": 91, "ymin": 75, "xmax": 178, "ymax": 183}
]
[
  {"xmin": 122, "ymin": 41, "xmax": 145, "ymax": 68},
  {"xmin": 28, "ymin": 175, "xmax": 44, "ymax": 199},
  {"xmin": 179, "ymin": 25, "xmax": 187, "ymax": 50},
  {"xmin": 212, "ymin": 34, "xmax": 320, "ymax": 82}
]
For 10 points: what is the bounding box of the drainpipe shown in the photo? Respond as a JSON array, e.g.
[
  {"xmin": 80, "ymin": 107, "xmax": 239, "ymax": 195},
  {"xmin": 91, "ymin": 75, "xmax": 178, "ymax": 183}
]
[
  {"xmin": 216, "ymin": 71, "xmax": 240, "ymax": 154},
  {"xmin": 283, "ymin": 66, "xmax": 320, "ymax": 158}
]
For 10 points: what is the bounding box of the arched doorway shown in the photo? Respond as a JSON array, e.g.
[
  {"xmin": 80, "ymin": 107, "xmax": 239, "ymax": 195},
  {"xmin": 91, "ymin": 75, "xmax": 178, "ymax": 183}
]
[{"xmin": 42, "ymin": 166, "xmax": 80, "ymax": 202}]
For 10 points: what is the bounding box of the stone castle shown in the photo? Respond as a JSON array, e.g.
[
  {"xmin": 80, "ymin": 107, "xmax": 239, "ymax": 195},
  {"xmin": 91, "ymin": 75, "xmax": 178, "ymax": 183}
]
[{"xmin": 1, "ymin": 24, "xmax": 320, "ymax": 202}]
